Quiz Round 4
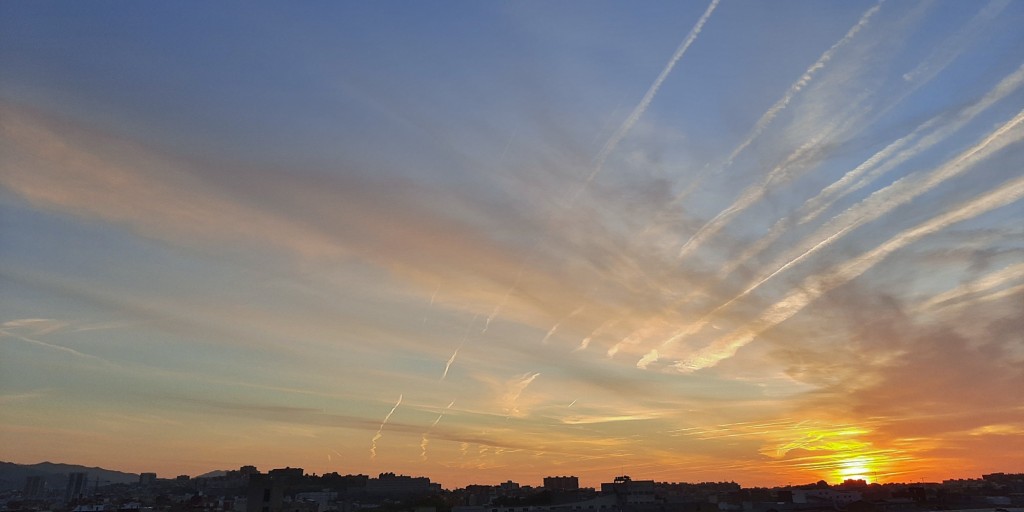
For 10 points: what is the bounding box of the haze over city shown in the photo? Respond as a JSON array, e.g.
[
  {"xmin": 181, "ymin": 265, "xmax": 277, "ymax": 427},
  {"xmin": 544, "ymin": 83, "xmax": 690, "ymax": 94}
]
[{"xmin": 1, "ymin": 1, "xmax": 1022, "ymax": 489}]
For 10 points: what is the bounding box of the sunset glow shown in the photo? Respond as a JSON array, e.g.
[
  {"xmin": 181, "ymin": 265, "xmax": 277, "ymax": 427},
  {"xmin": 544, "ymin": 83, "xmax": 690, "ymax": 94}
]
[{"xmin": 1, "ymin": 1, "xmax": 1023, "ymax": 488}]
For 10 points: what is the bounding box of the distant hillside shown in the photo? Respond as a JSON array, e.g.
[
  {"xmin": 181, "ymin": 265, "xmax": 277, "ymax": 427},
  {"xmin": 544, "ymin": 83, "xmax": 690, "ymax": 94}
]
[
  {"xmin": 195, "ymin": 470, "xmax": 228, "ymax": 479},
  {"xmin": 0, "ymin": 461, "xmax": 139, "ymax": 492}
]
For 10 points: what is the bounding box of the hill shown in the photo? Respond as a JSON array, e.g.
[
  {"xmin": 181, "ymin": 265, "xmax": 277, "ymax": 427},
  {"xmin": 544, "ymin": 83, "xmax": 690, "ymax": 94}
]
[{"xmin": 0, "ymin": 461, "xmax": 139, "ymax": 492}]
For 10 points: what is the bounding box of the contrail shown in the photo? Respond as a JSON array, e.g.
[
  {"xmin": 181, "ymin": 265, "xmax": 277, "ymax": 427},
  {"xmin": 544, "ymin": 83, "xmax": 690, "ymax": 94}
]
[
  {"xmin": 662, "ymin": 106, "xmax": 1024, "ymax": 354},
  {"xmin": 442, "ymin": 314, "xmax": 478, "ymax": 381},
  {"xmin": 915, "ymin": 261, "xmax": 1024, "ymax": 313},
  {"xmin": 576, "ymin": 319, "xmax": 614, "ymax": 352},
  {"xmin": 677, "ymin": 173, "xmax": 1024, "ymax": 372},
  {"xmin": 541, "ymin": 305, "xmax": 585, "ymax": 344},
  {"xmin": 734, "ymin": 107, "xmax": 1024, "ymax": 301},
  {"xmin": 504, "ymin": 372, "xmax": 541, "ymax": 417},
  {"xmin": 900, "ymin": 0, "xmax": 1009, "ymax": 85},
  {"xmin": 670, "ymin": 1, "xmax": 884, "ymax": 208},
  {"xmin": 421, "ymin": 400, "xmax": 455, "ymax": 461},
  {"xmin": 498, "ymin": 128, "xmax": 518, "ymax": 163},
  {"xmin": 0, "ymin": 328, "xmax": 112, "ymax": 365},
  {"xmin": 678, "ymin": 128, "xmax": 838, "ymax": 259},
  {"xmin": 485, "ymin": 0, "xmax": 719, "ymax": 337},
  {"xmin": 716, "ymin": 62, "xmax": 1024, "ymax": 280},
  {"xmin": 799, "ymin": 61, "xmax": 1024, "ymax": 225},
  {"xmin": 584, "ymin": 0, "xmax": 719, "ymax": 186},
  {"xmin": 421, "ymin": 284, "xmax": 442, "ymax": 325},
  {"xmin": 369, "ymin": 394, "xmax": 403, "ymax": 460},
  {"xmin": 636, "ymin": 349, "xmax": 659, "ymax": 369},
  {"xmin": 441, "ymin": 348, "xmax": 459, "ymax": 381},
  {"xmin": 483, "ymin": 267, "xmax": 524, "ymax": 333},
  {"xmin": 721, "ymin": 1, "xmax": 884, "ymax": 169}
]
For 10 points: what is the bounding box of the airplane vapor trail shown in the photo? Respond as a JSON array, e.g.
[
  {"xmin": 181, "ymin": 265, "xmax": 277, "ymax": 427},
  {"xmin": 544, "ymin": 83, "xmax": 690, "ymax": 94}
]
[
  {"xmin": 369, "ymin": 394, "xmax": 403, "ymax": 460},
  {"xmin": 799, "ymin": 62, "xmax": 1024, "ymax": 225},
  {"xmin": 541, "ymin": 305, "xmax": 585, "ymax": 344},
  {"xmin": 714, "ymin": 62, "xmax": 1024, "ymax": 281},
  {"xmin": 0, "ymin": 328, "xmax": 113, "ymax": 365},
  {"xmin": 721, "ymin": 1, "xmax": 884, "ymax": 169},
  {"xmin": 915, "ymin": 261, "xmax": 1024, "ymax": 313},
  {"xmin": 719, "ymin": 107, "xmax": 1024, "ymax": 308},
  {"xmin": 483, "ymin": 267, "xmax": 523, "ymax": 333},
  {"xmin": 677, "ymin": 172, "xmax": 1024, "ymax": 372},
  {"xmin": 421, "ymin": 400, "xmax": 456, "ymax": 461},
  {"xmin": 441, "ymin": 348, "xmax": 459, "ymax": 381},
  {"xmin": 656, "ymin": 106, "xmax": 1024, "ymax": 352},
  {"xmin": 442, "ymin": 314, "xmax": 478, "ymax": 381},
  {"xmin": 584, "ymin": 0, "xmax": 719, "ymax": 185},
  {"xmin": 677, "ymin": 126, "xmax": 840, "ymax": 259},
  {"xmin": 899, "ymin": 0, "xmax": 1009, "ymax": 85}
]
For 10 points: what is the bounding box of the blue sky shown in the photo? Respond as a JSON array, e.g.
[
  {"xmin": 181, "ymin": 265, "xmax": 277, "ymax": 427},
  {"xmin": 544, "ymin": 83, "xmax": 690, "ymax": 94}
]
[{"xmin": 2, "ymin": 1, "xmax": 1023, "ymax": 487}]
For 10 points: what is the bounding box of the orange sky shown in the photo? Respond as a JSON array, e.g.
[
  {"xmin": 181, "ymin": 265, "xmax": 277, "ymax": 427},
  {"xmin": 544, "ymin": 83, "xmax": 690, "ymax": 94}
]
[{"xmin": 1, "ymin": 1, "xmax": 1022, "ymax": 489}]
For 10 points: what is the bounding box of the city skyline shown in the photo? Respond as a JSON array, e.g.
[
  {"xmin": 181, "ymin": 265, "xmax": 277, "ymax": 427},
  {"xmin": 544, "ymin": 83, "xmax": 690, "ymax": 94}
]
[{"xmin": 2, "ymin": 1, "xmax": 1023, "ymax": 489}]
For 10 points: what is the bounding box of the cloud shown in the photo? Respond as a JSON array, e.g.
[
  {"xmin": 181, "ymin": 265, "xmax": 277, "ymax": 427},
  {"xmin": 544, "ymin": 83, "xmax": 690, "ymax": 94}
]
[
  {"xmin": 586, "ymin": 0, "xmax": 720, "ymax": 185},
  {"xmin": 501, "ymin": 372, "xmax": 541, "ymax": 417},
  {"xmin": 678, "ymin": 172, "xmax": 1024, "ymax": 372}
]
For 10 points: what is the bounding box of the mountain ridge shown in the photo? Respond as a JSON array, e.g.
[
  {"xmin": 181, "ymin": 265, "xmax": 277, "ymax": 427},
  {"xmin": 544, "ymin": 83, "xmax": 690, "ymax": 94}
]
[{"xmin": 0, "ymin": 461, "xmax": 140, "ymax": 492}]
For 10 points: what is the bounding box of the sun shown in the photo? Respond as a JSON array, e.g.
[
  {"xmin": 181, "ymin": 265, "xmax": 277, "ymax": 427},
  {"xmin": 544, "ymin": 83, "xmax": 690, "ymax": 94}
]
[{"xmin": 837, "ymin": 457, "xmax": 874, "ymax": 483}]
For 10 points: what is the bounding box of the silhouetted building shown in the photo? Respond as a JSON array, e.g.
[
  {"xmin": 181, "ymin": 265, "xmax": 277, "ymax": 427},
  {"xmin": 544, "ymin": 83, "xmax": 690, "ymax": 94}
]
[
  {"xmin": 269, "ymin": 467, "xmax": 304, "ymax": 483},
  {"xmin": 601, "ymin": 476, "xmax": 655, "ymax": 505},
  {"xmin": 139, "ymin": 473, "xmax": 157, "ymax": 486},
  {"xmin": 247, "ymin": 474, "xmax": 285, "ymax": 512},
  {"xmin": 24, "ymin": 475, "xmax": 46, "ymax": 498},
  {"xmin": 66, "ymin": 472, "xmax": 88, "ymax": 503},
  {"xmin": 498, "ymin": 480, "xmax": 521, "ymax": 496},
  {"xmin": 366, "ymin": 473, "xmax": 439, "ymax": 498},
  {"xmin": 791, "ymin": 489, "xmax": 862, "ymax": 506},
  {"xmin": 544, "ymin": 477, "xmax": 579, "ymax": 491}
]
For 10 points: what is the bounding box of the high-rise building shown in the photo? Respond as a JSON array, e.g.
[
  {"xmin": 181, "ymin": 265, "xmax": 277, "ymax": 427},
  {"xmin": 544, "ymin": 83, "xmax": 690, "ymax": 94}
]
[
  {"xmin": 24, "ymin": 476, "xmax": 46, "ymax": 498},
  {"xmin": 66, "ymin": 472, "xmax": 88, "ymax": 503},
  {"xmin": 139, "ymin": 473, "xmax": 157, "ymax": 486},
  {"xmin": 544, "ymin": 476, "xmax": 580, "ymax": 491},
  {"xmin": 246, "ymin": 474, "xmax": 284, "ymax": 512}
]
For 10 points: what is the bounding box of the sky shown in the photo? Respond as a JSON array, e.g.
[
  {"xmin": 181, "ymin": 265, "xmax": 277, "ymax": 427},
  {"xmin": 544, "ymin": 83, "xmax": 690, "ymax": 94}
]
[{"xmin": 1, "ymin": 1, "xmax": 1023, "ymax": 489}]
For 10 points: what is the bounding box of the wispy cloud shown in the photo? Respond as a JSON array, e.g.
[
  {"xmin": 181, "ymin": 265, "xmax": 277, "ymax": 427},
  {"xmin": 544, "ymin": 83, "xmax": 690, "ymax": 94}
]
[
  {"xmin": 585, "ymin": 0, "xmax": 720, "ymax": 186},
  {"xmin": 678, "ymin": 172, "xmax": 1024, "ymax": 371},
  {"xmin": 722, "ymin": 1, "xmax": 884, "ymax": 169}
]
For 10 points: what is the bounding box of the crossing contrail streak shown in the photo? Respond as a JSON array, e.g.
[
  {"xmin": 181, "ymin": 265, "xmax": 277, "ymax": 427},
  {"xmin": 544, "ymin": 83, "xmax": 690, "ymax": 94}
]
[
  {"xmin": 678, "ymin": 129, "xmax": 836, "ymax": 259},
  {"xmin": 369, "ymin": 394, "xmax": 403, "ymax": 460},
  {"xmin": 712, "ymin": 107, "xmax": 1024, "ymax": 315},
  {"xmin": 634, "ymin": 18, "xmax": 1009, "ymax": 357},
  {"xmin": 721, "ymin": 1, "xmax": 884, "ymax": 169},
  {"xmin": 669, "ymin": 1, "xmax": 884, "ymax": 208},
  {"xmin": 800, "ymin": 62, "xmax": 1024, "ymax": 225},
  {"xmin": 899, "ymin": 0, "xmax": 1009, "ymax": 85},
  {"xmin": 716, "ymin": 63, "xmax": 1024, "ymax": 280},
  {"xmin": 487, "ymin": 0, "xmax": 719, "ymax": 337},
  {"xmin": 658, "ymin": 107, "xmax": 1024, "ymax": 355},
  {"xmin": 915, "ymin": 261, "xmax": 1024, "ymax": 313},
  {"xmin": 584, "ymin": 0, "xmax": 719, "ymax": 186},
  {"xmin": 677, "ymin": 173, "xmax": 1024, "ymax": 372}
]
